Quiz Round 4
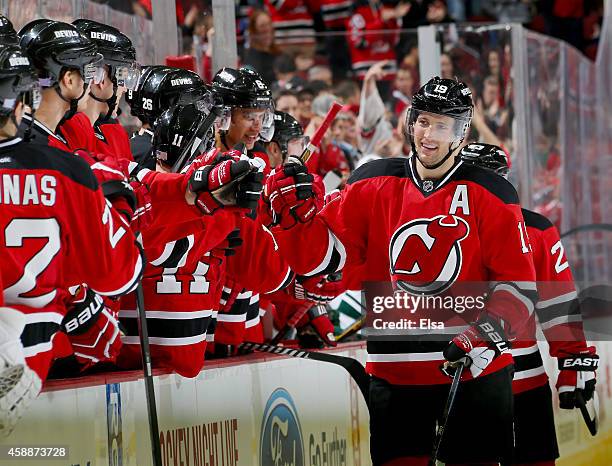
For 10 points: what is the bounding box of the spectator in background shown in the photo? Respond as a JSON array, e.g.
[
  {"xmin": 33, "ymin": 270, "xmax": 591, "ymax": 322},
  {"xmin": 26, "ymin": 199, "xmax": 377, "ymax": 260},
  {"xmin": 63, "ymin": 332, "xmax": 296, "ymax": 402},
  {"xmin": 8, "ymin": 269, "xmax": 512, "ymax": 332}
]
[
  {"xmin": 347, "ymin": 0, "xmax": 410, "ymax": 95},
  {"xmin": 305, "ymin": 94, "xmax": 351, "ymax": 187},
  {"xmin": 319, "ymin": 0, "xmax": 353, "ymax": 81},
  {"xmin": 424, "ymin": 0, "xmax": 453, "ymax": 24},
  {"xmin": 332, "ymin": 111, "xmax": 361, "ymax": 169},
  {"xmin": 192, "ymin": 11, "xmax": 214, "ymax": 81},
  {"xmin": 440, "ymin": 52, "xmax": 455, "ymax": 79},
  {"xmin": 275, "ymin": 89, "xmax": 300, "ymax": 121},
  {"xmin": 242, "ymin": 9, "xmax": 280, "ymax": 85},
  {"xmin": 391, "ymin": 66, "xmax": 415, "ymax": 117},
  {"xmin": 357, "ymin": 60, "xmax": 394, "ymax": 156},
  {"xmin": 273, "ymin": 54, "xmax": 306, "ymax": 91},
  {"xmin": 297, "ymin": 87, "xmax": 315, "ymax": 127},
  {"xmin": 265, "ymin": 0, "xmax": 317, "ymax": 54},
  {"xmin": 308, "ymin": 65, "xmax": 333, "ymax": 86},
  {"xmin": 334, "ymin": 80, "xmax": 361, "ymax": 113},
  {"xmin": 478, "ymin": 75, "xmax": 509, "ymax": 139}
]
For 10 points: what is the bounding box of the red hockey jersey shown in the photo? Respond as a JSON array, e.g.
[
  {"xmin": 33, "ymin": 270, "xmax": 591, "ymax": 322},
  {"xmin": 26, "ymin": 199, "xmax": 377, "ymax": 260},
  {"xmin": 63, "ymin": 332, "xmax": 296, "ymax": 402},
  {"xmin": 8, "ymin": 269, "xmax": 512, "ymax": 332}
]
[
  {"xmin": 94, "ymin": 120, "xmax": 135, "ymax": 162},
  {"xmin": 0, "ymin": 137, "xmax": 143, "ymax": 381},
  {"xmin": 320, "ymin": 0, "xmax": 352, "ymax": 29},
  {"xmin": 118, "ymin": 230, "xmax": 233, "ymax": 378},
  {"xmin": 215, "ymin": 217, "xmax": 293, "ymax": 345},
  {"xmin": 272, "ymin": 157, "xmax": 537, "ymax": 385},
  {"xmin": 347, "ymin": 4, "xmax": 398, "ymax": 79},
  {"xmin": 265, "ymin": 0, "xmax": 316, "ymax": 46},
  {"xmin": 510, "ymin": 208, "xmax": 587, "ymax": 394},
  {"xmin": 20, "ymin": 114, "xmax": 71, "ymax": 152},
  {"xmin": 55, "ymin": 113, "xmax": 98, "ymax": 152}
]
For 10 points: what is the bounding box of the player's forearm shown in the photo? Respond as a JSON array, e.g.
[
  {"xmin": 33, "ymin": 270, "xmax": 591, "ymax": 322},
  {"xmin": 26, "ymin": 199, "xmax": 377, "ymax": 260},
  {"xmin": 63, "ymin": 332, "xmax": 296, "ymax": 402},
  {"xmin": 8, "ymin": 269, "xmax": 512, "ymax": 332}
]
[{"xmin": 272, "ymin": 218, "xmax": 347, "ymax": 277}]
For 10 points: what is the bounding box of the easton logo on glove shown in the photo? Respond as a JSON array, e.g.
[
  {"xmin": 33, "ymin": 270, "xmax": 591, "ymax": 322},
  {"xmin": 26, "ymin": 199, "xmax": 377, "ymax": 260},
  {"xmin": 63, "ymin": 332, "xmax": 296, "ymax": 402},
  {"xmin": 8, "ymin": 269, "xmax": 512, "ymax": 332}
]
[
  {"xmin": 63, "ymin": 289, "xmax": 105, "ymax": 334},
  {"xmin": 559, "ymin": 355, "xmax": 600, "ymax": 370}
]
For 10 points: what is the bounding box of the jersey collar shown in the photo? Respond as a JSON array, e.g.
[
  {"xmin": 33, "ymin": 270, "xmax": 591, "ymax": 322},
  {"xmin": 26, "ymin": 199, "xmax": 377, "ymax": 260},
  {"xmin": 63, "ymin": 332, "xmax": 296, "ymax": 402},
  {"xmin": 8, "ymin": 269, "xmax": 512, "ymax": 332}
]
[
  {"xmin": 22, "ymin": 114, "xmax": 68, "ymax": 145},
  {"xmin": 407, "ymin": 154, "xmax": 464, "ymax": 196},
  {"xmin": 0, "ymin": 136, "xmax": 22, "ymax": 149}
]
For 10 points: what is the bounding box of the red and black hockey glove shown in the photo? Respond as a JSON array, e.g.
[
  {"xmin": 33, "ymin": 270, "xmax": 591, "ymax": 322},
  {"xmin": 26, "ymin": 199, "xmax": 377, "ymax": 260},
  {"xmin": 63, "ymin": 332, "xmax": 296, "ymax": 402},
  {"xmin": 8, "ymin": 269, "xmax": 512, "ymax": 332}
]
[
  {"xmin": 296, "ymin": 305, "xmax": 337, "ymax": 348},
  {"xmin": 263, "ymin": 163, "xmax": 317, "ymax": 229},
  {"xmin": 62, "ymin": 287, "xmax": 122, "ymax": 366},
  {"xmin": 556, "ymin": 347, "xmax": 599, "ymax": 409},
  {"xmin": 188, "ymin": 157, "xmax": 256, "ymax": 215},
  {"xmin": 292, "ymin": 274, "xmax": 345, "ymax": 304},
  {"xmin": 442, "ymin": 315, "xmax": 510, "ymax": 378}
]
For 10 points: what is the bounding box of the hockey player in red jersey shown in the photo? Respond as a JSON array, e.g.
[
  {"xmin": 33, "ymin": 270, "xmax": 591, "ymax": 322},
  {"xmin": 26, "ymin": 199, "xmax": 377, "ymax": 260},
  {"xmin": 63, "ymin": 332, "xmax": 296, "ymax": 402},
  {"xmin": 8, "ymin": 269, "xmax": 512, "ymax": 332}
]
[
  {"xmin": 117, "ymin": 103, "xmax": 262, "ymax": 377},
  {"xmin": 17, "ymin": 20, "xmax": 104, "ymax": 151},
  {"xmin": 0, "ymin": 43, "xmax": 143, "ymax": 429},
  {"xmin": 127, "ymin": 65, "xmax": 208, "ymax": 168},
  {"xmin": 263, "ymin": 77, "xmax": 538, "ymax": 464},
  {"xmin": 208, "ymin": 67, "xmax": 293, "ymax": 350},
  {"xmin": 72, "ymin": 19, "xmax": 140, "ymax": 161},
  {"xmin": 460, "ymin": 143, "xmax": 599, "ymax": 465}
]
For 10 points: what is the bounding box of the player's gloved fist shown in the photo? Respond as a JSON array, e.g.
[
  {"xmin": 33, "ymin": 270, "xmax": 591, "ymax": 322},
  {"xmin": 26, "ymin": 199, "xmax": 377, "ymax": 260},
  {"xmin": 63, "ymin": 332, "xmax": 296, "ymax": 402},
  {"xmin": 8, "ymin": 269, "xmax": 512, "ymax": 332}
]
[
  {"xmin": 235, "ymin": 170, "xmax": 264, "ymax": 211},
  {"xmin": 62, "ymin": 287, "xmax": 122, "ymax": 365},
  {"xmin": 188, "ymin": 158, "xmax": 254, "ymax": 215},
  {"xmin": 442, "ymin": 315, "xmax": 509, "ymax": 378},
  {"xmin": 297, "ymin": 305, "xmax": 337, "ymax": 348},
  {"xmin": 264, "ymin": 163, "xmax": 317, "ymax": 229},
  {"xmin": 292, "ymin": 274, "xmax": 345, "ymax": 304},
  {"xmin": 556, "ymin": 347, "xmax": 599, "ymax": 409}
]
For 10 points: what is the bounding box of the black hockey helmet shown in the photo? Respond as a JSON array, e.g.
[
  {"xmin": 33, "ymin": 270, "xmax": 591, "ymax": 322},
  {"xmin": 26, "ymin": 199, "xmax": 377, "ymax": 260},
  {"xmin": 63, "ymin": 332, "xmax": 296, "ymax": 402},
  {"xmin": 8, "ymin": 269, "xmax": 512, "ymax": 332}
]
[
  {"xmin": 212, "ymin": 67, "xmax": 274, "ymax": 134},
  {"xmin": 268, "ymin": 110, "xmax": 307, "ymax": 158},
  {"xmin": 18, "ymin": 20, "xmax": 103, "ymax": 86},
  {"xmin": 129, "ymin": 65, "xmax": 208, "ymax": 125},
  {"xmin": 72, "ymin": 19, "xmax": 139, "ymax": 89},
  {"xmin": 212, "ymin": 67, "xmax": 273, "ymax": 109},
  {"xmin": 460, "ymin": 143, "xmax": 509, "ymax": 177},
  {"xmin": 0, "ymin": 44, "xmax": 40, "ymax": 116},
  {"xmin": 405, "ymin": 76, "xmax": 474, "ymax": 169},
  {"xmin": 152, "ymin": 103, "xmax": 215, "ymax": 172},
  {"xmin": 0, "ymin": 15, "xmax": 18, "ymax": 45}
]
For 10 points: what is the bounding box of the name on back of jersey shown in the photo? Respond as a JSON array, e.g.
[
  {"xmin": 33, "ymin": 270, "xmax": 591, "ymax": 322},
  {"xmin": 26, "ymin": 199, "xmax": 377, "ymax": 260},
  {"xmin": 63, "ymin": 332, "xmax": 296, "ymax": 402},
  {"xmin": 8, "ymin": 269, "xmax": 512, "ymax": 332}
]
[{"xmin": 0, "ymin": 173, "xmax": 57, "ymax": 206}]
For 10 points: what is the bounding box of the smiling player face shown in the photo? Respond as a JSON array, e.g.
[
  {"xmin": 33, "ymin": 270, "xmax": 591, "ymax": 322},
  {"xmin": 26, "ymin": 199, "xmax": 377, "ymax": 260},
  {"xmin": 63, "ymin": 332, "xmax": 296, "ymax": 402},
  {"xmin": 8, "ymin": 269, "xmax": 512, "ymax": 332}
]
[{"xmin": 413, "ymin": 111, "xmax": 457, "ymax": 168}]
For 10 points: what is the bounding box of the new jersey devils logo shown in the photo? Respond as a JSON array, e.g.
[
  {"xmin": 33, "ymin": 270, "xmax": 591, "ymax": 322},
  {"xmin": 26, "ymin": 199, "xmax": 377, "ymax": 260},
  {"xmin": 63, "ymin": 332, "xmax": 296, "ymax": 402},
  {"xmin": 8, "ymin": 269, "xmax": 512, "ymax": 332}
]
[{"xmin": 389, "ymin": 215, "xmax": 470, "ymax": 294}]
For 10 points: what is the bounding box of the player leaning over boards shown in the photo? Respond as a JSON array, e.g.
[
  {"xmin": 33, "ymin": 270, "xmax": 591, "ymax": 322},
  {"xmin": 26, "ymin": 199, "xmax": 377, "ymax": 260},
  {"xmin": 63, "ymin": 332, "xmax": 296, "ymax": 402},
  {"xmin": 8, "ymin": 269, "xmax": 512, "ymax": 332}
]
[
  {"xmin": 0, "ymin": 43, "xmax": 144, "ymax": 436},
  {"xmin": 460, "ymin": 143, "xmax": 599, "ymax": 465},
  {"xmin": 262, "ymin": 77, "xmax": 538, "ymax": 465}
]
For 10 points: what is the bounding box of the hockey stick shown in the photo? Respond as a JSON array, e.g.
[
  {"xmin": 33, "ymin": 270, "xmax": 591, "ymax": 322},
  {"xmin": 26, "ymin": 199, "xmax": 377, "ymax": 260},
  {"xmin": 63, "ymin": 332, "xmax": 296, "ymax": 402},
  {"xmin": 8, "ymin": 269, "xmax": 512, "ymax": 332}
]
[
  {"xmin": 134, "ymin": 237, "xmax": 163, "ymax": 466},
  {"xmin": 429, "ymin": 361, "xmax": 464, "ymax": 466},
  {"xmin": 560, "ymin": 223, "xmax": 612, "ymax": 239},
  {"xmin": 576, "ymin": 390, "xmax": 599, "ymax": 436},
  {"xmin": 270, "ymin": 303, "xmax": 313, "ymax": 345},
  {"xmin": 336, "ymin": 317, "xmax": 365, "ymax": 343},
  {"xmin": 239, "ymin": 342, "xmax": 370, "ymax": 408},
  {"xmin": 171, "ymin": 104, "xmax": 222, "ymax": 173},
  {"xmin": 292, "ymin": 101, "xmax": 342, "ymax": 165}
]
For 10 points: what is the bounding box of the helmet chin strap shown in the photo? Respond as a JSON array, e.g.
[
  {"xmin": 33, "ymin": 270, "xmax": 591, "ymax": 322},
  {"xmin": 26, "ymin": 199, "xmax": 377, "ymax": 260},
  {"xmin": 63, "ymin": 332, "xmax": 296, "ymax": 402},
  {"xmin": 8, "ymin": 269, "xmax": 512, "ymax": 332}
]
[
  {"xmin": 90, "ymin": 79, "xmax": 118, "ymax": 122},
  {"xmin": 412, "ymin": 139, "xmax": 462, "ymax": 171},
  {"xmin": 55, "ymin": 81, "xmax": 89, "ymax": 127}
]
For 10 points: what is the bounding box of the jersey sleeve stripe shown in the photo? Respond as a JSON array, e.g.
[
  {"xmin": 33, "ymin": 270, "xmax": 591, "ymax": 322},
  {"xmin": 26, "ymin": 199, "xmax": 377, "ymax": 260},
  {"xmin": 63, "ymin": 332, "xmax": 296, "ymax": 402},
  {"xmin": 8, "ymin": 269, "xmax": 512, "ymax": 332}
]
[
  {"xmin": 304, "ymin": 229, "xmax": 347, "ymax": 277},
  {"xmin": 366, "ymin": 352, "xmax": 445, "ymax": 362},
  {"xmin": 512, "ymin": 366, "xmax": 546, "ymax": 380},
  {"xmin": 535, "ymin": 290, "xmax": 578, "ymax": 309},
  {"xmin": 540, "ymin": 314, "xmax": 583, "ymax": 330},
  {"xmin": 96, "ymin": 250, "xmax": 143, "ymax": 297},
  {"xmin": 122, "ymin": 335, "xmax": 207, "ymax": 346},
  {"xmin": 216, "ymin": 314, "xmax": 247, "ymax": 323},
  {"xmin": 491, "ymin": 282, "xmax": 536, "ymax": 315},
  {"xmin": 265, "ymin": 268, "xmax": 294, "ymax": 294},
  {"xmin": 119, "ymin": 309, "xmax": 213, "ymax": 320}
]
